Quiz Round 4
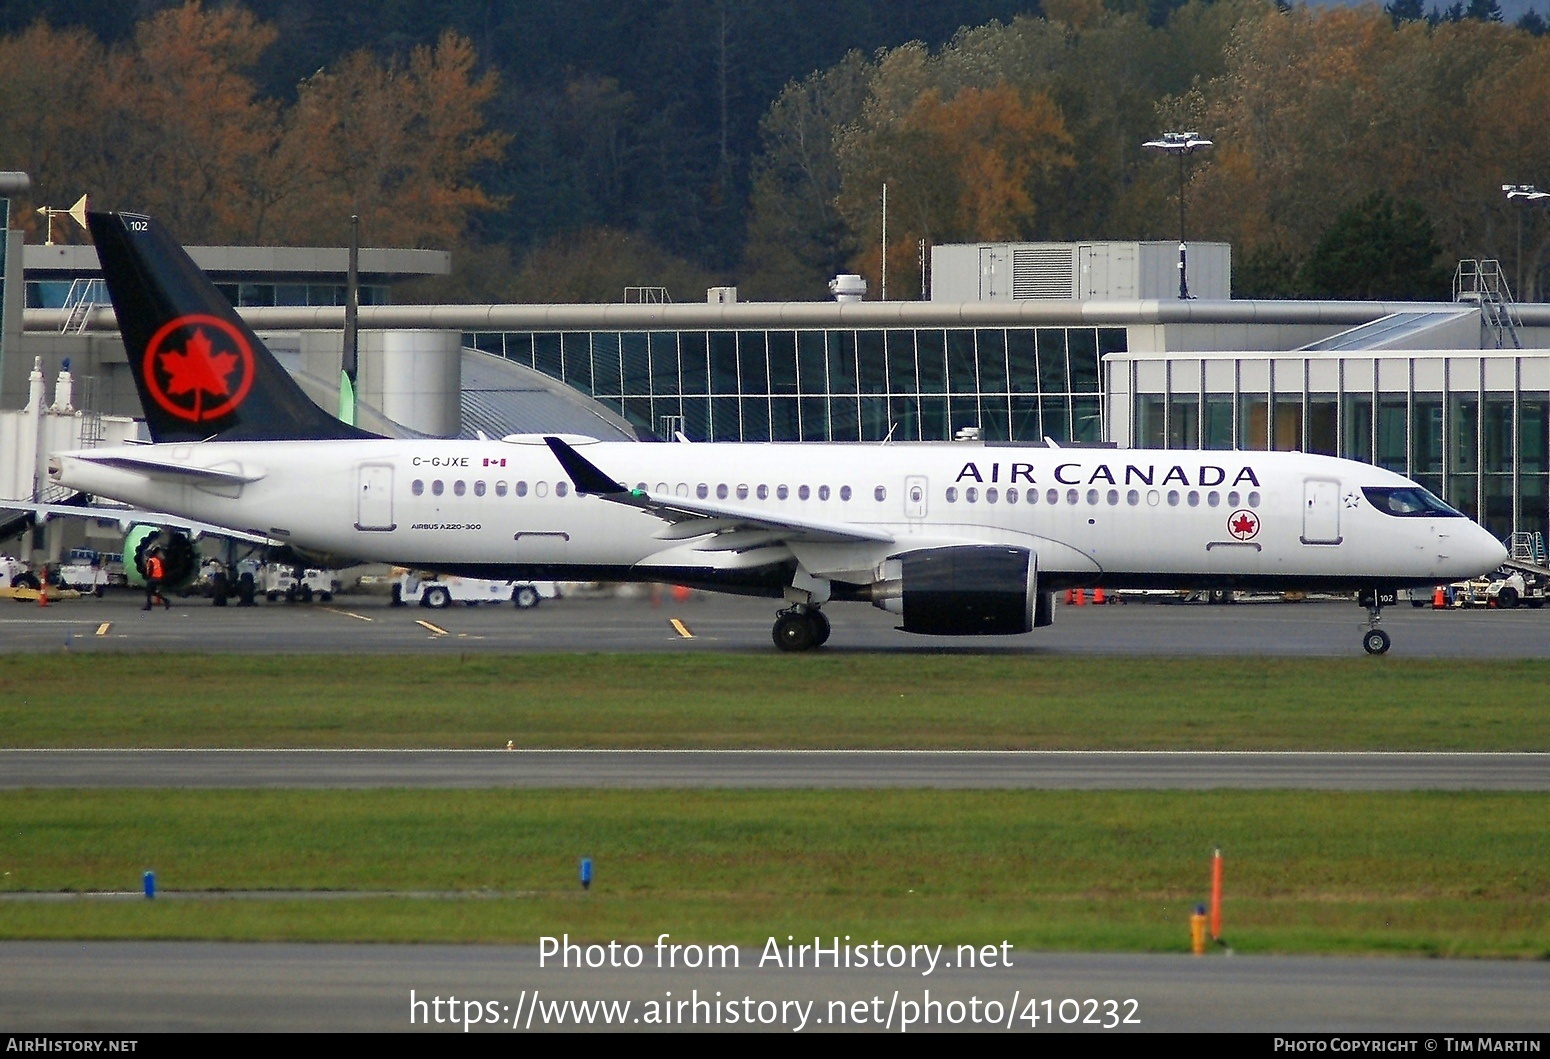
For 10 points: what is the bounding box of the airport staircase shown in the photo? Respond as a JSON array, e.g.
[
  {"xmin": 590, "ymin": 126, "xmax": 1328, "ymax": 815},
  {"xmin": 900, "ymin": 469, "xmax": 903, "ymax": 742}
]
[
  {"xmin": 1507, "ymin": 530, "xmax": 1548, "ymax": 573},
  {"xmin": 1454, "ymin": 260, "xmax": 1522, "ymax": 350}
]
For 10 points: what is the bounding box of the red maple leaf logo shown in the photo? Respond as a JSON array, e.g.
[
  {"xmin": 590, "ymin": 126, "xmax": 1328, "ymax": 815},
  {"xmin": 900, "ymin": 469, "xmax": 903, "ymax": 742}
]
[
  {"xmin": 159, "ymin": 328, "xmax": 238, "ymax": 399},
  {"xmin": 1230, "ymin": 512, "xmax": 1259, "ymax": 538}
]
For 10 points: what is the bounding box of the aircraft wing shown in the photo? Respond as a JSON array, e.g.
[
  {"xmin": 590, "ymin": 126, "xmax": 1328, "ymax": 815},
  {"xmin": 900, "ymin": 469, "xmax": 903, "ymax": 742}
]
[
  {"xmin": 544, "ymin": 436, "xmax": 894, "ymax": 546},
  {"xmin": 0, "ymin": 500, "xmax": 275, "ymax": 546}
]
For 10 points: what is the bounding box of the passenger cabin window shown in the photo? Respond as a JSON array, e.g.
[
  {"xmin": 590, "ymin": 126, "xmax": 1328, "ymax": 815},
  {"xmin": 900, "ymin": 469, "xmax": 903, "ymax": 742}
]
[
  {"xmin": 717, "ymin": 484, "xmax": 729, "ymax": 499},
  {"xmin": 876, "ymin": 486, "xmax": 888, "ymax": 502},
  {"xmin": 495, "ymin": 481, "xmax": 508, "ymax": 497},
  {"xmin": 474, "ymin": 481, "xmax": 486, "ymax": 497},
  {"xmin": 697, "ymin": 484, "xmax": 709, "ymax": 499},
  {"xmin": 799, "ymin": 485, "xmax": 810, "ymax": 500},
  {"xmin": 412, "ymin": 480, "xmax": 424, "ymax": 496},
  {"xmin": 556, "ymin": 481, "xmax": 569, "ymax": 497},
  {"xmin": 818, "ymin": 485, "xmax": 830, "ymax": 501},
  {"xmin": 840, "ymin": 486, "xmax": 852, "ymax": 501},
  {"xmin": 986, "ymin": 487, "xmax": 998, "ymax": 504},
  {"xmin": 1362, "ymin": 486, "xmax": 1463, "ymax": 517},
  {"xmin": 1006, "ymin": 488, "xmax": 1018, "ymax": 505},
  {"xmin": 1248, "ymin": 491, "xmax": 1261, "ymax": 507},
  {"xmin": 1227, "ymin": 491, "xmax": 1240, "ymax": 507},
  {"xmin": 737, "ymin": 484, "xmax": 749, "ymax": 500},
  {"xmin": 453, "ymin": 480, "xmax": 466, "ymax": 497},
  {"xmin": 777, "ymin": 485, "xmax": 789, "ymax": 500},
  {"xmin": 535, "ymin": 481, "xmax": 549, "ymax": 498},
  {"xmin": 515, "ymin": 481, "xmax": 528, "ymax": 497},
  {"xmin": 946, "ymin": 487, "xmax": 958, "ymax": 503},
  {"xmin": 758, "ymin": 485, "xmax": 770, "ymax": 500},
  {"xmin": 432, "ymin": 480, "xmax": 444, "ymax": 496},
  {"xmin": 966, "ymin": 487, "xmax": 979, "ymax": 503}
]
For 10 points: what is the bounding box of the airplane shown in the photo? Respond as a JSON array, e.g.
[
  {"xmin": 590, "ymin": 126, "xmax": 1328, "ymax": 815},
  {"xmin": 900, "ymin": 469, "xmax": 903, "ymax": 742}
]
[{"xmin": 48, "ymin": 211, "xmax": 1508, "ymax": 654}]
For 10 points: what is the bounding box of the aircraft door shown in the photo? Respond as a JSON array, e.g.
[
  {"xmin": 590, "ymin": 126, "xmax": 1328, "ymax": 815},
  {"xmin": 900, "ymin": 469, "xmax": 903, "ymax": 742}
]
[
  {"xmin": 904, "ymin": 475, "xmax": 928, "ymax": 520},
  {"xmin": 1301, "ymin": 478, "xmax": 1342, "ymax": 544},
  {"xmin": 355, "ymin": 464, "xmax": 395, "ymax": 531}
]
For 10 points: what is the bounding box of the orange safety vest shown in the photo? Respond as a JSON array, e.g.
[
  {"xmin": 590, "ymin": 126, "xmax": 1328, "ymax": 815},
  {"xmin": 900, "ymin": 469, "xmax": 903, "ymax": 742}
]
[{"xmin": 146, "ymin": 555, "xmax": 164, "ymax": 580}]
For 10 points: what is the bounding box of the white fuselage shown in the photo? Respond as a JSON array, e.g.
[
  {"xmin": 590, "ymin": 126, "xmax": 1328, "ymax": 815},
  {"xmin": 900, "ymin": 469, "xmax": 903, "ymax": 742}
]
[{"xmin": 52, "ymin": 438, "xmax": 1508, "ymax": 596}]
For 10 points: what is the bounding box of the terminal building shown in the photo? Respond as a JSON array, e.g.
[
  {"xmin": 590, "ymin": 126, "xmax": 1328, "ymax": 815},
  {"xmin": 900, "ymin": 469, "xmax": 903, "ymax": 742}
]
[{"xmin": 1, "ymin": 191, "xmax": 1547, "ymax": 563}]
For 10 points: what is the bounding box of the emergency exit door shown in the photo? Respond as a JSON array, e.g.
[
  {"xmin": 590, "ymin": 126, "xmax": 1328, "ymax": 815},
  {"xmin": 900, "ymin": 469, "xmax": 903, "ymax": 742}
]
[
  {"xmin": 1301, "ymin": 478, "xmax": 1341, "ymax": 545},
  {"xmin": 356, "ymin": 464, "xmax": 396, "ymax": 531}
]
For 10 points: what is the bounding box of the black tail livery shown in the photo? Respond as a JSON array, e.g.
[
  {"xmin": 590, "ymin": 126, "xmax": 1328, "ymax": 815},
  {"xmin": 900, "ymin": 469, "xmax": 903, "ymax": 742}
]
[{"xmin": 87, "ymin": 210, "xmax": 377, "ymax": 443}]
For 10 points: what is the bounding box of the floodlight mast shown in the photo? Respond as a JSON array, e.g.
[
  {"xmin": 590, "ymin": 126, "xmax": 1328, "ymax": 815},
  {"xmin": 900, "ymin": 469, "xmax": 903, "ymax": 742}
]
[
  {"xmin": 1503, "ymin": 184, "xmax": 1549, "ymax": 299},
  {"xmin": 1144, "ymin": 132, "xmax": 1213, "ymax": 299}
]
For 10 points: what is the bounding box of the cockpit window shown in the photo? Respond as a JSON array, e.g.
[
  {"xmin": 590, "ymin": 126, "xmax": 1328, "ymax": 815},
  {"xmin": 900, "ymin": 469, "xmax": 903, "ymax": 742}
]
[{"xmin": 1362, "ymin": 486, "xmax": 1463, "ymax": 518}]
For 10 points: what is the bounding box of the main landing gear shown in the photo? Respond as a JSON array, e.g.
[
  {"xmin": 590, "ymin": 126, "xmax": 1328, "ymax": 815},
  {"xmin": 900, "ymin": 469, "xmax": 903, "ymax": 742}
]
[
  {"xmin": 772, "ymin": 604, "xmax": 831, "ymax": 652},
  {"xmin": 1358, "ymin": 589, "xmax": 1393, "ymax": 655}
]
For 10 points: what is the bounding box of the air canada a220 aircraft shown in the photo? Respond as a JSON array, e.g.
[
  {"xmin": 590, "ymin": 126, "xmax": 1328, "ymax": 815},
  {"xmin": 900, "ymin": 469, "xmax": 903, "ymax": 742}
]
[{"xmin": 52, "ymin": 212, "xmax": 1507, "ymax": 653}]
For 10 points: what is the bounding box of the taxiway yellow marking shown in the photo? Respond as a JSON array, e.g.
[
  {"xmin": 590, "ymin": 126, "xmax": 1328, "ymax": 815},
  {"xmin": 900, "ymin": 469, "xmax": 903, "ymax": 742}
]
[
  {"xmin": 95, "ymin": 623, "xmax": 111, "ymax": 637},
  {"xmin": 323, "ymin": 607, "xmax": 374, "ymax": 622},
  {"xmin": 670, "ymin": 618, "xmax": 694, "ymax": 639},
  {"xmin": 416, "ymin": 620, "xmax": 448, "ymax": 636}
]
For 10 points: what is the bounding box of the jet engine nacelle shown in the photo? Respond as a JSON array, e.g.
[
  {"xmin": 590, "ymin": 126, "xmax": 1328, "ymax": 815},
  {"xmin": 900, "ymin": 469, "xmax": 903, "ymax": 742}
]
[{"xmin": 870, "ymin": 545, "xmax": 1052, "ymax": 635}]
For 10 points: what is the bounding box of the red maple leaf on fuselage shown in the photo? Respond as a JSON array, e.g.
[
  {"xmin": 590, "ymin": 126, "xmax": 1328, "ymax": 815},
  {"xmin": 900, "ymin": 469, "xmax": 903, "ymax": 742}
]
[
  {"xmin": 159, "ymin": 328, "xmax": 237, "ymax": 398},
  {"xmin": 1231, "ymin": 513, "xmax": 1257, "ymax": 537}
]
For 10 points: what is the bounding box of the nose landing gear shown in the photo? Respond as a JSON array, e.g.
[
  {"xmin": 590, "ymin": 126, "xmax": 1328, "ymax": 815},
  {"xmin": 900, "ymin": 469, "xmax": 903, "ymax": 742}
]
[
  {"xmin": 1357, "ymin": 589, "xmax": 1395, "ymax": 655},
  {"xmin": 772, "ymin": 604, "xmax": 830, "ymax": 652}
]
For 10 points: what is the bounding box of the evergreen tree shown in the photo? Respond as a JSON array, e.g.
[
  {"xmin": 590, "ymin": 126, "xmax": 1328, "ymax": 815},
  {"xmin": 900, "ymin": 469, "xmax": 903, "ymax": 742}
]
[
  {"xmin": 1516, "ymin": 8, "xmax": 1547, "ymax": 34},
  {"xmin": 1465, "ymin": 0, "xmax": 1502, "ymax": 22},
  {"xmin": 1298, "ymin": 192, "xmax": 1449, "ymax": 301},
  {"xmin": 1385, "ymin": 0, "xmax": 1426, "ymax": 25}
]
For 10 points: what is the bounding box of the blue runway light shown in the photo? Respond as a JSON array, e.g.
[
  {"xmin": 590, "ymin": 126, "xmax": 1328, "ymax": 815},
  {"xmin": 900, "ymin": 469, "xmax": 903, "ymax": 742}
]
[
  {"xmin": 143, "ymin": 871, "xmax": 155, "ymax": 899},
  {"xmin": 580, "ymin": 857, "xmax": 593, "ymax": 890}
]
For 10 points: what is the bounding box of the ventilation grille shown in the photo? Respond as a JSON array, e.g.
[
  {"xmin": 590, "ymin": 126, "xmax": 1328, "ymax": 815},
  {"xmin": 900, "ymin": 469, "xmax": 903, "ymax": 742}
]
[{"xmin": 1011, "ymin": 248, "xmax": 1075, "ymax": 299}]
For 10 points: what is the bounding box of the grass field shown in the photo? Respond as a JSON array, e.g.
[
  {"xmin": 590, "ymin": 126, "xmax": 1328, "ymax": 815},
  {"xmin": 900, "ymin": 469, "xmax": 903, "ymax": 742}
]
[
  {"xmin": 3, "ymin": 654, "xmax": 1548, "ymax": 750},
  {"xmin": 2, "ymin": 789, "xmax": 1546, "ymax": 956}
]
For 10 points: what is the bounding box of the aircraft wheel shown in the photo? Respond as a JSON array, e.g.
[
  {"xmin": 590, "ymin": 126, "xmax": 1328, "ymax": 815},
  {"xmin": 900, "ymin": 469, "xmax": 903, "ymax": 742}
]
[
  {"xmin": 424, "ymin": 586, "xmax": 452, "ymax": 610},
  {"xmin": 1497, "ymin": 586, "xmax": 1519, "ymax": 609},
  {"xmin": 811, "ymin": 609, "xmax": 831, "ymax": 646},
  {"xmin": 390, "ymin": 584, "xmax": 405, "ymax": 607},
  {"xmin": 513, "ymin": 585, "xmax": 541, "ymax": 609},
  {"xmin": 319, "ymin": 592, "xmax": 332, "ymax": 603},
  {"xmin": 1362, "ymin": 629, "xmax": 1391, "ymax": 656},
  {"xmin": 772, "ymin": 611, "xmax": 817, "ymax": 652},
  {"xmin": 301, "ymin": 585, "xmax": 314, "ymax": 604}
]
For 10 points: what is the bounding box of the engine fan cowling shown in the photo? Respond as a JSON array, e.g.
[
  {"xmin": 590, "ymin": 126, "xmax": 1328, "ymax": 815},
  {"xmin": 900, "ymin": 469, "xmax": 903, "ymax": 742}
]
[{"xmin": 874, "ymin": 545, "xmax": 1042, "ymax": 636}]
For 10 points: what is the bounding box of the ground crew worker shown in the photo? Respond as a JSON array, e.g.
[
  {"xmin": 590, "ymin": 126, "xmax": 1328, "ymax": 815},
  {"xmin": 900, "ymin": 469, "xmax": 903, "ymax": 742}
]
[{"xmin": 143, "ymin": 547, "xmax": 169, "ymax": 611}]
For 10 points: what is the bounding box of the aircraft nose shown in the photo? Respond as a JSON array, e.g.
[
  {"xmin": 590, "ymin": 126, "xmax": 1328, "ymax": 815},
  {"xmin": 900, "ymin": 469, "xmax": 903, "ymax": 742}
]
[{"xmin": 1466, "ymin": 526, "xmax": 1509, "ymax": 575}]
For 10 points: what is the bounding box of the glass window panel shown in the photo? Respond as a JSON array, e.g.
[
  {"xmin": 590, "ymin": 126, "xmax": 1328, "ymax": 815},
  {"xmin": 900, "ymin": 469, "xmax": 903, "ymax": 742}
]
[
  {"xmin": 1097, "ymin": 327, "xmax": 1127, "ymax": 356},
  {"xmin": 886, "ymin": 330, "xmax": 917, "ymax": 394},
  {"xmin": 562, "ymin": 333, "xmax": 593, "ymax": 392},
  {"xmin": 830, "ymin": 395, "xmax": 859, "ymax": 441},
  {"xmin": 1412, "ymin": 396, "xmax": 1443, "ymax": 475},
  {"xmin": 623, "ymin": 333, "xmax": 653, "ymax": 393},
  {"xmin": 1377, "ymin": 397, "xmax": 1407, "ymax": 473},
  {"xmin": 916, "ymin": 330, "xmax": 947, "ymax": 394},
  {"xmin": 976, "ymin": 330, "xmax": 1008, "ymax": 393},
  {"xmin": 797, "ymin": 331, "xmax": 827, "ymax": 394},
  {"xmin": 1308, "ymin": 395, "xmax": 1337, "ymax": 456},
  {"xmin": 1042, "ymin": 396, "xmax": 1071, "ymax": 443},
  {"xmin": 1520, "ymin": 473, "xmax": 1548, "ymax": 544},
  {"xmin": 1068, "ymin": 328, "xmax": 1100, "ymax": 394},
  {"xmin": 950, "ymin": 396, "xmax": 981, "ymax": 437},
  {"xmin": 1482, "ymin": 399, "xmax": 1511, "ymax": 474},
  {"xmin": 1137, "ymin": 395, "xmax": 1165, "ymax": 448},
  {"xmin": 592, "ymin": 332, "xmax": 623, "ymax": 396},
  {"xmin": 1010, "ymin": 396, "xmax": 1041, "ymax": 442},
  {"xmin": 856, "ymin": 330, "xmax": 886, "ymax": 395},
  {"xmin": 768, "ymin": 331, "xmax": 797, "ymax": 395},
  {"xmin": 920, "ymin": 395, "xmax": 949, "ymax": 441},
  {"xmin": 681, "ymin": 396, "xmax": 710, "ymax": 441},
  {"xmin": 800, "ymin": 396, "xmax": 829, "ymax": 441},
  {"xmin": 622, "ymin": 397, "xmax": 652, "ymax": 434},
  {"xmin": 1343, "ymin": 394, "xmax": 1373, "ymax": 463},
  {"xmin": 472, "ymin": 332, "xmax": 502, "ymax": 354},
  {"xmin": 651, "ymin": 396, "xmax": 681, "ymax": 438},
  {"xmin": 1240, "ymin": 395, "xmax": 1269, "ymax": 451},
  {"xmin": 1003, "ymin": 329, "xmax": 1036, "ymax": 394},
  {"xmin": 889, "ymin": 395, "xmax": 920, "ymax": 441},
  {"xmin": 770, "ymin": 397, "xmax": 799, "ymax": 441},
  {"xmin": 1273, "ymin": 394, "xmax": 1302, "ymax": 451},
  {"xmin": 738, "ymin": 332, "xmax": 769, "ymax": 395},
  {"xmin": 827, "ymin": 332, "xmax": 857, "ymax": 395},
  {"xmin": 1520, "ymin": 396, "xmax": 1548, "ymax": 474},
  {"xmin": 533, "ymin": 333, "xmax": 562, "ymax": 380},
  {"xmin": 1448, "ymin": 395, "xmax": 1478, "ymax": 475},
  {"xmin": 1168, "ymin": 395, "xmax": 1199, "ymax": 449},
  {"xmin": 711, "ymin": 396, "xmax": 741, "ymax": 441},
  {"xmin": 1037, "ymin": 329, "xmax": 1068, "ymax": 394},
  {"xmin": 503, "ymin": 332, "xmax": 534, "ymax": 369},
  {"xmin": 741, "ymin": 397, "xmax": 770, "ymax": 442},
  {"xmin": 1449, "ymin": 473, "xmax": 1480, "ymax": 522},
  {"xmin": 1204, "ymin": 396, "xmax": 1234, "ymax": 450},
  {"xmin": 947, "ymin": 330, "xmax": 978, "ymax": 394},
  {"xmin": 685, "ymin": 331, "xmax": 713, "ymax": 393},
  {"xmin": 275, "ymin": 284, "xmax": 307, "ymax": 307},
  {"xmin": 710, "ymin": 332, "xmax": 738, "ymax": 395},
  {"xmin": 979, "ymin": 397, "xmax": 1010, "ymax": 441},
  {"xmin": 860, "ymin": 396, "xmax": 890, "ymax": 441}
]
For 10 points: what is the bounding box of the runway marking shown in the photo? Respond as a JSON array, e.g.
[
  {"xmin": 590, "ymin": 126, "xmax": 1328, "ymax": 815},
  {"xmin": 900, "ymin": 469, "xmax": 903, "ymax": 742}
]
[
  {"xmin": 95, "ymin": 623, "xmax": 111, "ymax": 637},
  {"xmin": 323, "ymin": 607, "xmax": 373, "ymax": 622},
  {"xmin": 415, "ymin": 620, "xmax": 448, "ymax": 637},
  {"xmin": 670, "ymin": 618, "xmax": 694, "ymax": 638}
]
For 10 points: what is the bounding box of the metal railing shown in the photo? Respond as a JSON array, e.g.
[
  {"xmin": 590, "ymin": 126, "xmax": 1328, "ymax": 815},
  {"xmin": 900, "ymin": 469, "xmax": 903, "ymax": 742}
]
[{"xmin": 1454, "ymin": 259, "xmax": 1522, "ymax": 349}]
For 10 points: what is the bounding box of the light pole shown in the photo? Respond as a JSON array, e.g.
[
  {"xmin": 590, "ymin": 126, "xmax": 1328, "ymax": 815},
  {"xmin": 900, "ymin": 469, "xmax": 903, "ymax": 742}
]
[
  {"xmin": 1144, "ymin": 132, "xmax": 1213, "ymax": 299},
  {"xmin": 1503, "ymin": 184, "xmax": 1549, "ymax": 300}
]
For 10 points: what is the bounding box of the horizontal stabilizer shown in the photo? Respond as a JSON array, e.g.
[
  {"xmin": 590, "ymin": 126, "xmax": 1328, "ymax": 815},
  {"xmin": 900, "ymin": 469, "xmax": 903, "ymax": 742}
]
[{"xmin": 71, "ymin": 453, "xmax": 265, "ymax": 485}]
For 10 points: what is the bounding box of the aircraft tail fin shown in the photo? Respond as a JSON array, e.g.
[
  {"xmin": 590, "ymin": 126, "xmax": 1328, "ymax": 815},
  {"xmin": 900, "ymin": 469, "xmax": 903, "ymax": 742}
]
[{"xmin": 86, "ymin": 210, "xmax": 378, "ymax": 443}]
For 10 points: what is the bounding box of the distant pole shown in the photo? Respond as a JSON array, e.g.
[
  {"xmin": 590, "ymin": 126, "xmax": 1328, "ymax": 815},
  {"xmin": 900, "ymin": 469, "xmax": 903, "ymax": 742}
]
[
  {"xmin": 1143, "ymin": 132, "xmax": 1213, "ymax": 299},
  {"xmin": 919, "ymin": 237, "xmax": 928, "ymax": 300},
  {"xmin": 1209, "ymin": 848, "xmax": 1223, "ymax": 941},
  {"xmin": 1503, "ymin": 185, "xmax": 1548, "ymax": 300},
  {"xmin": 880, "ymin": 183, "xmax": 888, "ymax": 301}
]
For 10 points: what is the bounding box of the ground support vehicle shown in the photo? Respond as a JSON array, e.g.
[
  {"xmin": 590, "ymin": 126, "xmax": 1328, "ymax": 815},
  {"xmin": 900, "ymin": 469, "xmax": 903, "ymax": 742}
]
[
  {"xmin": 262, "ymin": 565, "xmax": 340, "ymax": 603},
  {"xmin": 393, "ymin": 572, "xmax": 558, "ymax": 610}
]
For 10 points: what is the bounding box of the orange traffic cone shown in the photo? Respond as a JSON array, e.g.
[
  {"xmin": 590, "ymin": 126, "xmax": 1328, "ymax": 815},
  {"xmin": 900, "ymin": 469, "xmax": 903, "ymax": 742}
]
[
  {"xmin": 1093, "ymin": 587, "xmax": 1106, "ymax": 605},
  {"xmin": 1063, "ymin": 589, "xmax": 1074, "ymax": 605},
  {"xmin": 1074, "ymin": 589, "xmax": 1086, "ymax": 606},
  {"xmin": 1432, "ymin": 585, "xmax": 1446, "ymax": 609},
  {"xmin": 37, "ymin": 580, "xmax": 47, "ymax": 607}
]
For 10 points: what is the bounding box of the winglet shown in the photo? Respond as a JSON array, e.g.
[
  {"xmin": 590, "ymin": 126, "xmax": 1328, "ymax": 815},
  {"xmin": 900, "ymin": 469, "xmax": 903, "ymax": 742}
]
[{"xmin": 544, "ymin": 436, "xmax": 628, "ymax": 495}]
